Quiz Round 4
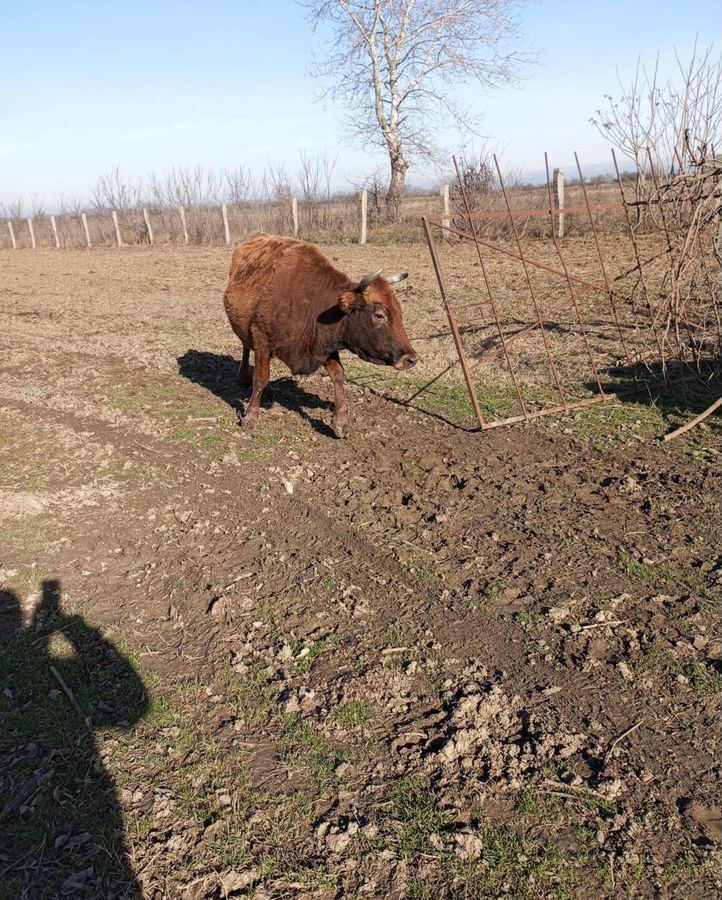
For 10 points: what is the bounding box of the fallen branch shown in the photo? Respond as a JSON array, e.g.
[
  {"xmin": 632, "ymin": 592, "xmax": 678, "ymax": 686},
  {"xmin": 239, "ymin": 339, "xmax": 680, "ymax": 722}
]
[
  {"xmin": 0, "ymin": 763, "xmax": 54, "ymax": 819},
  {"xmin": 540, "ymin": 779, "xmax": 609, "ymax": 801},
  {"xmin": 663, "ymin": 396, "xmax": 722, "ymax": 441},
  {"xmin": 50, "ymin": 665, "xmax": 93, "ymax": 732},
  {"xmin": 604, "ymin": 717, "xmax": 645, "ymax": 764}
]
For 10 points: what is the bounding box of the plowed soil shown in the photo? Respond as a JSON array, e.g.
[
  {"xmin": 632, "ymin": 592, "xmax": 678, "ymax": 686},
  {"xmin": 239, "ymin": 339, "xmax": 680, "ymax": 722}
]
[{"xmin": 1, "ymin": 245, "xmax": 720, "ymax": 900}]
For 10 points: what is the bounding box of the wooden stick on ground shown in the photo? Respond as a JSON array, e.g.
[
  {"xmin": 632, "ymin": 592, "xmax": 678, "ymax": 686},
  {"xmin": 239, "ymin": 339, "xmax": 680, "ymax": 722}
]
[
  {"xmin": 50, "ymin": 665, "xmax": 93, "ymax": 732},
  {"xmin": 663, "ymin": 396, "xmax": 722, "ymax": 442}
]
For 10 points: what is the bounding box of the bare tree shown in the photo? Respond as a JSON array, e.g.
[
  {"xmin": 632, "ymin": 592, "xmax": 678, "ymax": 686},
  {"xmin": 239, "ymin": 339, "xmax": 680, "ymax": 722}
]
[
  {"xmin": 92, "ymin": 165, "xmax": 142, "ymax": 212},
  {"xmin": 304, "ymin": 0, "xmax": 527, "ymax": 220},
  {"xmin": 223, "ymin": 165, "xmax": 256, "ymax": 205},
  {"xmin": 59, "ymin": 194, "xmax": 86, "ymax": 216},
  {"xmin": 1, "ymin": 197, "xmax": 25, "ymax": 220},
  {"xmin": 296, "ymin": 150, "xmax": 338, "ymax": 230},
  {"xmin": 592, "ymin": 44, "xmax": 722, "ymax": 186}
]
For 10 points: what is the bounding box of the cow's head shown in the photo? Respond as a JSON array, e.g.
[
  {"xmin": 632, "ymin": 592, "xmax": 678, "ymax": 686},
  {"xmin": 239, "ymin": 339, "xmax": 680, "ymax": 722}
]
[{"xmin": 339, "ymin": 270, "xmax": 418, "ymax": 370}]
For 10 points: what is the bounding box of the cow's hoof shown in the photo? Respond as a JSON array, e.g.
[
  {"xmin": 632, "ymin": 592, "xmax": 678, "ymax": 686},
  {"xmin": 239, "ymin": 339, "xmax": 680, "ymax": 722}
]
[
  {"xmin": 243, "ymin": 411, "xmax": 260, "ymax": 429},
  {"xmin": 332, "ymin": 419, "xmax": 349, "ymax": 439}
]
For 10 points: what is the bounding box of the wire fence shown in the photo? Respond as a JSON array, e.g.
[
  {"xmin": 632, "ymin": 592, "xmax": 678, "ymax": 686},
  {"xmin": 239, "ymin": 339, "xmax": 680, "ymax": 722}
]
[{"xmin": 0, "ymin": 176, "xmax": 639, "ymax": 251}]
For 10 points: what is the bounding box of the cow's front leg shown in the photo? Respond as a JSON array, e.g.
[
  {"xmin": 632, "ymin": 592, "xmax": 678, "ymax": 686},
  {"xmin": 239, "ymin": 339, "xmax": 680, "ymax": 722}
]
[
  {"xmin": 244, "ymin": 348, "xmax": 270, "ymax": 428},
  {"xmin": 324, "ymin": 353, "xmax": 349, "ymax": 438}
]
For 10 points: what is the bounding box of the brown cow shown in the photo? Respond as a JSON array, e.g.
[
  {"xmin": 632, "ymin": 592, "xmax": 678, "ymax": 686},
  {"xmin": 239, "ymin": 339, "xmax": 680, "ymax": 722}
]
[{"xmin": 223, "ymin": 233, "xmax": 417, "ymax": 436}]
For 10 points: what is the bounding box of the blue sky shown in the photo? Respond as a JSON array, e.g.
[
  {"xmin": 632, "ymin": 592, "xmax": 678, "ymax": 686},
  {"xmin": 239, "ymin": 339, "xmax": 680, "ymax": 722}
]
[{"xmin": 1, "ymin": 0, "xmax": 719, "ymax": 210}]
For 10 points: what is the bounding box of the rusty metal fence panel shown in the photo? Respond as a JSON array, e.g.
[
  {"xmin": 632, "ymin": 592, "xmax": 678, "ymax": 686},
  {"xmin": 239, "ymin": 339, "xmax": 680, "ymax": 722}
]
[{"xmin": 422, "ymin": 151, "xmax": 722, "ymax": 430}]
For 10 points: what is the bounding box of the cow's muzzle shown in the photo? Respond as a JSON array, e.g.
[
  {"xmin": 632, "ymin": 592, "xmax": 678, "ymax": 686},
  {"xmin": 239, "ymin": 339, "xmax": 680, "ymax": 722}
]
[{"xmin": 394, "ymin": 353, "xmax": 418, "ymax": 370}]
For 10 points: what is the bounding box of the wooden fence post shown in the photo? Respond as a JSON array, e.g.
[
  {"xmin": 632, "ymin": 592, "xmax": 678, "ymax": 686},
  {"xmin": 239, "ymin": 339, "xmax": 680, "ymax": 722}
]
[
  {"xmin": 142, "ymin": 208, "xmax": 154, "ymax": 245},
  {"xmin": 50, "ymin": 215, "xmax": 60, "ymax": 248},
  {"xmin": 7, "ymin": 221, "xmax": 17, "ymax": 249},
  {"xmin": 112, "ymin": 210, "xmax": 122, "ymax": 247},
  {"xmin": 81, "ymin": 213, "xmax": 92, "ymax": 249},
  {"xmin": 221, "ymin": 203, "xmax": 230, "ymax": 245},
  {"xmin": 441, "ymin": 184, "xmax": 450, "ymax": 231},
  {"xmin": 178, "ymin": 206, "xmax": 189, "ymax": 244},
  {"xmin": 553, "ymin": 168, "xmax": 565, "ymax": 238},
  {"xmin": 27, "ymin": 218, "xmax": 36, "ymax": 249},
  {"xmin": 359, "ymin": 190, "xmax": 368, "ymax": 245},
  {"xmin": 291, "ymin": 197, "xmax": 298, "ymax": 238}
]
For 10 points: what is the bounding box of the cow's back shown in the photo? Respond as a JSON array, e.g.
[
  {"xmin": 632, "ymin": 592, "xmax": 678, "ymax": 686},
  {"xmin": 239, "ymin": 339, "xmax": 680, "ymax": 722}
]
[
  {"xmin": 223, "ymin": 234, "xmax": 348, "ymax": 367},
  {"xmin": 223, "ymin": 233, "xmax": 297, "ymax": 344}
]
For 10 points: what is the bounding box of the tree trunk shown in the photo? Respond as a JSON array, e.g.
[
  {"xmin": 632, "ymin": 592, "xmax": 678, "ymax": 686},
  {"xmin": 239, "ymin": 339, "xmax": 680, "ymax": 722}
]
[{"xmin": 386, "ymin": 150, "xmax": 410, "ymax": 223}]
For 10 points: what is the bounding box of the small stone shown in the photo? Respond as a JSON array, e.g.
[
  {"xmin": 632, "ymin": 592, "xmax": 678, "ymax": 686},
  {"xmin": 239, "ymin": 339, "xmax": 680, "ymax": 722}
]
[
  {"xmin": 454, "ymin": 830, "xmax": 484, "ymax": 859},
  {"xmin": 617, "ymin": 661, "xmax": 633, "ymax": 680},
  {"xmin": 220, "ymin": 869, "xmax": 257, "ymax": 892},
  {"xmin": 547, "ymin": 606, "xmax": 569, "ymax": 624}
]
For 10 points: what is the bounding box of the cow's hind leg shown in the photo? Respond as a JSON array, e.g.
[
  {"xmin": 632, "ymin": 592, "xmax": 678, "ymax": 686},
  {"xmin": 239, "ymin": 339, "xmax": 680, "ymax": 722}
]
[
  {"xmin": 243, "ymin": 347, "xmax": 270, "ymax": 428},
  {"xmin": 238, "ymin": 346, "xmax": 252, "ymax": 387},
  {"xmin": 324, "ymin": 353, "xmax": 349, "ymax": 438}
]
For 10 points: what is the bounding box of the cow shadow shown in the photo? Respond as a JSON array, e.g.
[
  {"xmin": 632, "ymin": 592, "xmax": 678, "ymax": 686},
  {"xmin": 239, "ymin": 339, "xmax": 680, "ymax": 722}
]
[
  {"xmin": 177, "ymin": 349, "xmax": 339, "ymax": 438},
  {"xmin": 0, "ymin": 579, "xmax": 149, "ymax": 898},
  {"xmin": 178, "ymin": 348, "xmax": 482, "ymax": 435}
]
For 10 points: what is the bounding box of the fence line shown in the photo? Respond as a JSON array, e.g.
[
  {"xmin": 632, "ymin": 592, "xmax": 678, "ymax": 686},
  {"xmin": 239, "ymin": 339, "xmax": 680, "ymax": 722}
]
[{"xmin": 0, "ymin": 180, "xmax": 625, "ymax": 250}]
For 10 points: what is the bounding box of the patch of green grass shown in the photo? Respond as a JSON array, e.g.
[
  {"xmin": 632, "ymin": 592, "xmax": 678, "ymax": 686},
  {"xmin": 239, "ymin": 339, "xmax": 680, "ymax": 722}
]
[
  {"xmin": 515, "ymin": 610, "xmax": 543, "ymax": 628},
  {"xmin": 345, "ymin": 364, "xmax": 519, "ymax": 423},
  {"xmin": 335, "ymin": 700, "xmax": 374, "ymax": 730},
  {"xmin": 621, "ymin": 552, "xmax": 718, "ymax": 603},
  {"xmin": 176, "ymin": 746, "xmax": 254, "ymax": 824},
  {"xmin": 516, "ymin": 790, "xmax": 549, "ymax": 818},
  {"xmin": 408, "ymin": 880, "xmax": 435, "ymax": 900},
  {"xmin": 295, "ymin": 637, "xmax": 340, "ymax": 675},
  {"xmin": 681, "ymin": 661, "xmax": 722, "ymax": 695},
  {"xmin": 225, "ymin": 664, "xmax": 276, "ymax": 726},
  {"xmin": 449, "ymin": 824, "xmax": 573, "ymax": 900},
  {"xmin": 256, "ymin": 794, "xmax": 321, "ymax": 882},
  {"xmin": 22, "ymin": 475, "xmax": 48, "ymax": 493},
  {"xmin": 683, "ymin": 446, "xmax": 719, "ymax": 464},
  {"xmin": 387, "ymin": 777, "xmax": 450, "ymax": 858},
  {"xmin": 110, "ymin": 382, "xmax": 219, "ymax": 421},
  {"xmin": 574, "ymin": 399, "xmax": 666, "ymax": 446},
  {"xmin": 279, "ymin": 714, "xmax": 346, "ymax": 793},
  {"xmin": 172, "ymin": 427, "xmax": 227, "ymax": 456},
  {"xmin": 481, "ymin": 580, "xmax": 507, "ymax": 604},
  {"xmin": 410, "ymin": 560, "xmax": 440, "ymax": 582},
  {"xmin": 639, "ymin": 648, "xmax": 722, "ymax": 698},
  {"xmin": 658, "ymin": 848, "xmax": 709, "ymax": 886},
  {"xmin": 321, "ymin": 573, "xmax": 338, "ymax": 592}
]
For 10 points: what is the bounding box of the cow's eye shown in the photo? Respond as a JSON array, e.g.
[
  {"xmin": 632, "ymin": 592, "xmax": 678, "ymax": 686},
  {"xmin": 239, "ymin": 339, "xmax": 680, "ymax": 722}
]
[{"xmin": 373, "ymin": 309, "xmax": 386, "ymax": 322}]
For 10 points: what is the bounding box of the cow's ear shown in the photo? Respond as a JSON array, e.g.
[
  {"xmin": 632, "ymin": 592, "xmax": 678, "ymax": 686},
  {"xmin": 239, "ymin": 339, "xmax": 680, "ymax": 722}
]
[{"xmin": 338, "ymin": 290, "xmax": 366, "ymax": 314}]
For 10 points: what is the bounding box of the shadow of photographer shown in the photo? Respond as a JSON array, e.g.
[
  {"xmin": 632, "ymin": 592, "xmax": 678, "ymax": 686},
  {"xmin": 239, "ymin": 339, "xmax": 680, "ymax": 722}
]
[{"xmin": 0, "ymin": 579, "xmax": 149, "ymax": 898}]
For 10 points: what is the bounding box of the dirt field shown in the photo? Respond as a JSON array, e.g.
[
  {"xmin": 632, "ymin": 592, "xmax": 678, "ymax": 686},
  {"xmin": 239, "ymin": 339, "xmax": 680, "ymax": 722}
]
[{"xmin": 1, "ymin": 244, "xmax": 721, "ymax": 899}]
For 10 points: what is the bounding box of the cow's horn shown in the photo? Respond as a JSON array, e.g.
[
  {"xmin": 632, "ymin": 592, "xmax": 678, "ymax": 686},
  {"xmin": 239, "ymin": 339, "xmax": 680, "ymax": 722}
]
[
  {"xmin": 356, "ymin": 268, "xmax": 383, "ymax": 293},
  {"xmin": 387, "ymin": 272, "xmax": 408, "ymax": 284}
]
